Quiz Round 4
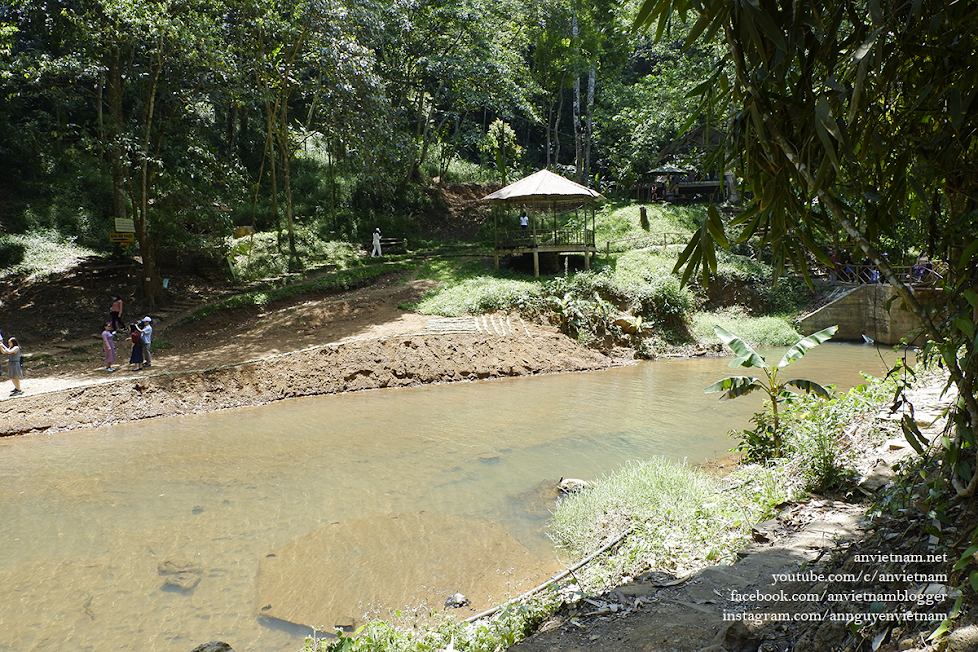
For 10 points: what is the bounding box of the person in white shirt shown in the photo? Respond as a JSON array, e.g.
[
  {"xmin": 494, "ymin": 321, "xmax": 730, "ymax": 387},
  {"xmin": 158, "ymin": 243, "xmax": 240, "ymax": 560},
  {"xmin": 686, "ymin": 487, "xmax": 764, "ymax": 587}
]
[{"xmin": 371, "ymin": 228, "xmax": 382, "ymax": 257}]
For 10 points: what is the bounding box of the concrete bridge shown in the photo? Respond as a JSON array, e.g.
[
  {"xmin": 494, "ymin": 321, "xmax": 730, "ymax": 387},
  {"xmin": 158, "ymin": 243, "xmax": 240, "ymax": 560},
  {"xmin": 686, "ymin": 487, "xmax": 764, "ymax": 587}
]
[{"xmin": 798, "ymin": 285, "xmax": 943, "ymax": 346}]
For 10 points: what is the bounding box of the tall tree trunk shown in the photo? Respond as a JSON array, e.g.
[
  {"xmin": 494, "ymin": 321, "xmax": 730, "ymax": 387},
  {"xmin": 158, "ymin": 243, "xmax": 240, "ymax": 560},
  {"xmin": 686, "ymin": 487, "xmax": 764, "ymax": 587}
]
[
  {"xmin": 135, "ymin": 40, "xmax": 165, "ymax": 307},
  {"xmin": 105, "ymin": 45, "xmax": 128, "ymax": 224},
  {"xmin": 571, "ymin": 13, "xmax": 583, "ymax": 183},
  {"xmin": 572, "ymin": 74, "xmax": 583, "ymax": 181},
  {"xmin": 583, "ymin": 65, "xmax": 595, "ymax": 184},
  {"xmin": 276, "ymin": 101, "xmax": 300, "ymax": 271},
  {"xmin": 554, "ymin": 83, "xmax": 564, "ymax": 167},
  {"xmin": 545, "ymin": 102, "xmax": 553, "ymax": 168},
  {"xmin": 264, "ymin": 103, "xmax": 279, "ymax": 231}
]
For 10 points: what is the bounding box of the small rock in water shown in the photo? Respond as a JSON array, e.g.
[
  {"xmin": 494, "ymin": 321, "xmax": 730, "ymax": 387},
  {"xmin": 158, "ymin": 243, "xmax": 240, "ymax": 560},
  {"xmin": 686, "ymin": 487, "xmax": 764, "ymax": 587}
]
[
  {"xmin": 445, "ymin": 592, "xmax": 469, "ymax": 609},
  {"xmin": 557, "ymin": 477, "xmax": 589, "ymax": 494},
  {"xmin": 159, "ymin": 559, "xmax": 204, "ymax": 591},
  {"xmin": 189, "ymin": 642, "xmax": 234, "ymax": 652}
]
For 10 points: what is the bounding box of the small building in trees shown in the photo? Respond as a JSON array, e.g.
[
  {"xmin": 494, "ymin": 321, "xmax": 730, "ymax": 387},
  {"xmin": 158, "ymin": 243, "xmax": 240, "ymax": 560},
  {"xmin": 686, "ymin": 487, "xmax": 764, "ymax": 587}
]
[
  {"xmin": 633, "ymin": 125, "xmax": 732, "ymax": 203},
  {"xmin": 483, "ymin": 169, "xmax": 603, "ymax": 276}
]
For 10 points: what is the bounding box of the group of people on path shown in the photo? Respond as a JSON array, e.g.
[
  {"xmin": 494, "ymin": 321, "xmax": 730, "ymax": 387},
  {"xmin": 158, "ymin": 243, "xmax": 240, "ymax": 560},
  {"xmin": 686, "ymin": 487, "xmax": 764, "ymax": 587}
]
[
  {"xmin": 1, "ymin": 294, "xmax": 154, "ymax": 400},
  {"xmin": 101, "ymin": 295, "xmax": 153, "ymax": 372}
]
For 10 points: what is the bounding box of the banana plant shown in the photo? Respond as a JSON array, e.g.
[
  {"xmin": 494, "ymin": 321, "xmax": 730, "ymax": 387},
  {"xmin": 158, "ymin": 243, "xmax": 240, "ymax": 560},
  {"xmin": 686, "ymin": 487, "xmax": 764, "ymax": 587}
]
[{"xmin": 706, "ymin": 325, "xmax": 839, "ymax": 457}]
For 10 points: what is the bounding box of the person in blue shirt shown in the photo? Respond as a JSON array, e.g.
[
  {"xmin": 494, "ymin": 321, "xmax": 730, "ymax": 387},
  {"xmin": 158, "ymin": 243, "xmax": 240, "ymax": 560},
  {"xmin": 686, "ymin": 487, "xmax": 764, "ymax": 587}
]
[{"xmin": 139, "ymin": 317, "xmax": 153, "ymax": 367}]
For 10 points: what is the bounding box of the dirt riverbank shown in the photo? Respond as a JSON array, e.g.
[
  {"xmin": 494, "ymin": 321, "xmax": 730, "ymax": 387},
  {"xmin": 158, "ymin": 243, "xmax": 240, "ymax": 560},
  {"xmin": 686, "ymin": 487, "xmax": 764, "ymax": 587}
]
[{"xmin": 0, "ymin": 275, "xmax": 616, "ymax": 436}]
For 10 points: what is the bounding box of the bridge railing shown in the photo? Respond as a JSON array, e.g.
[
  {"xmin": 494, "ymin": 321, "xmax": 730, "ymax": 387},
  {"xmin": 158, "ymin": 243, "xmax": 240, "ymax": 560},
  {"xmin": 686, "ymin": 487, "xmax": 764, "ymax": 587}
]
[{"xmin": 828, "ymin": 263, "xmax": 944, "ymax": 286}]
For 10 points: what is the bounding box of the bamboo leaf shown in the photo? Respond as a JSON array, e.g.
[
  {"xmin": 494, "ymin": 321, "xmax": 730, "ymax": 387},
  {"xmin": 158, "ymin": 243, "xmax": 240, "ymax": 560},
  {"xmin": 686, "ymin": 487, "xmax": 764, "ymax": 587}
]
[
  {"xmin": 955, "ymin": 545, "xmax": 978, "ymax": 571},
  {"xmin": 963, "ymin": 289, "xmax": 977, "ymax": 309},
  {"xmin": 957, "ymin": 241, "xmax": 978, "ymax": 270},
  {"xmin": 956, "ymin": 317, "xmax": 975, "ymax": 340},
  {"xmin": 706, "ymin": 204, "xmax": 730, "ymax": 249},
  {"xmin": 901, "ymin": 414, "xmax": 927, "ymax": 455}
]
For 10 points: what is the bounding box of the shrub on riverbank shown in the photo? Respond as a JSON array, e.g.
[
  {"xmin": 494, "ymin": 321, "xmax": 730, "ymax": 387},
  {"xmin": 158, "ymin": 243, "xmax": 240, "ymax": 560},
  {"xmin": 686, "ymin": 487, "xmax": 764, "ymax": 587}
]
[
  {"xmin": 780, "ymin": 367, "xmax": 902, "ymax": 492},
  {"xmin": 310, "ymin": 596, "xmax": 558, "ymax": 652},
  {"xmin": 412, "ymin": 249, "xmax": 697, "ymax": 348}
]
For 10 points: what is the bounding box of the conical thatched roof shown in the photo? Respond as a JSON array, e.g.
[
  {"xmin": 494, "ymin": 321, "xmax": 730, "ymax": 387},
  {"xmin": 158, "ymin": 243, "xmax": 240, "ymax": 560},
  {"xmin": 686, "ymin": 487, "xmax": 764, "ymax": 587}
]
[{"xmin": 482, "ymin": 169, "xmax": 604, "ymax": 204}]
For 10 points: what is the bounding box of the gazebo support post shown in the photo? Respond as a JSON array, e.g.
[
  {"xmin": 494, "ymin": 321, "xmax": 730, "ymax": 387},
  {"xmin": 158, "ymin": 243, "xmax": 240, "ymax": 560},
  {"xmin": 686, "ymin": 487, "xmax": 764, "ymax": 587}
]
[
  {"xmin": 494, "ymin": 252, "xmax": 499, "ymax": 270},
  {"xmin": 585, "ymin": 250, "xmax": 590, "ymax": 270},
  {"xmin": 533, "ymin": 251, "xmax": 540, "ymax": 277}
]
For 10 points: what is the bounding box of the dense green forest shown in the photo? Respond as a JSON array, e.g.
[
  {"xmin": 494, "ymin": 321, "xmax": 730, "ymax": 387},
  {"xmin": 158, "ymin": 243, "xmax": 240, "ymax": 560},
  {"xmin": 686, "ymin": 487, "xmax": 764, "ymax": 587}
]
[{"xmin": 0, "ymin": 0, "xmax": 721, "ymax": 299}]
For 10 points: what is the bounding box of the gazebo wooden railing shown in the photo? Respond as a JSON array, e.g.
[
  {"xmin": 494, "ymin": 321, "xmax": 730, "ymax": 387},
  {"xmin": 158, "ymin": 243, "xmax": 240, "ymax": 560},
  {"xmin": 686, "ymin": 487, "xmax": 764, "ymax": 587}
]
[{"xmin": 496, "ymin": 227, "xmax": 595, "ymax": 248}]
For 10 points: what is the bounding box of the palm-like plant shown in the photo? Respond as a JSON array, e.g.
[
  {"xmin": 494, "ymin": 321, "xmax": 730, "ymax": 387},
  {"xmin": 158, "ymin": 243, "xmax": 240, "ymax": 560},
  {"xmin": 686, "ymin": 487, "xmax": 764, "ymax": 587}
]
[{"xmin": 705, "ymin": 325, "xmax": 838, "ymax": 457}]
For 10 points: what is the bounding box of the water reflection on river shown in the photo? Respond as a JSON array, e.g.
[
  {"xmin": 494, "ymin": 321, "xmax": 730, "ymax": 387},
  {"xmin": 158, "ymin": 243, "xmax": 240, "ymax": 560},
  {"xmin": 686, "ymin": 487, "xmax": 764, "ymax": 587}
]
[{"xmin": 0, "ymin": 343, "xmax": 911, "ymax": 652}]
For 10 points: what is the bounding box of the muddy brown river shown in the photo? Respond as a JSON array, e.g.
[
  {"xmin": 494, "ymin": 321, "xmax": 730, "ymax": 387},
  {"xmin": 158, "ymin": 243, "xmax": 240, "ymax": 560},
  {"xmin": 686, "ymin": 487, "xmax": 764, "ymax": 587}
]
[{"xmin": 0, "ymin": 343, "xmax": 911, "ymax": 652}]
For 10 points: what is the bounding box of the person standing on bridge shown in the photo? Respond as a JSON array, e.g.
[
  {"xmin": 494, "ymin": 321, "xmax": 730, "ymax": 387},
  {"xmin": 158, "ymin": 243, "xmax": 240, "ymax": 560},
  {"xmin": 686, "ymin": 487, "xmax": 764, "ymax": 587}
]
[{"xmin": 371, "ymin": 228, "xmax": 383, "ymax": 257}]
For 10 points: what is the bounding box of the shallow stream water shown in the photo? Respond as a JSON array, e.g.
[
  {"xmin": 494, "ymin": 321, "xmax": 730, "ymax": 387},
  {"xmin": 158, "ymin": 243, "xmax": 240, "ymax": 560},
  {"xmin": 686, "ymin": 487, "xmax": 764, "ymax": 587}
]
[{"xmin": 0, "ymin": 343, "xmax": 911, "ymax": 652}]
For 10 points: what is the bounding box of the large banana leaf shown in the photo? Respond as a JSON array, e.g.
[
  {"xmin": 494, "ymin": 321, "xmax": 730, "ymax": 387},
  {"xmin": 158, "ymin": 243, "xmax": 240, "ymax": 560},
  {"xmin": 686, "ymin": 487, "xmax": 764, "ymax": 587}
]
[
  {"xmin": 785, "ymin": 379, "xmax": 833, "ymax": 399},
  {"xmin": 714, "ymin": 325, "xmax": 768, "ymax": 369},
  {"xmin": 704, "ymin": 375, "xmax": 763, "ymax": 399},
  {"xmin": 776, "ymin": 325, "xmax": 838, "ymax": 368}
]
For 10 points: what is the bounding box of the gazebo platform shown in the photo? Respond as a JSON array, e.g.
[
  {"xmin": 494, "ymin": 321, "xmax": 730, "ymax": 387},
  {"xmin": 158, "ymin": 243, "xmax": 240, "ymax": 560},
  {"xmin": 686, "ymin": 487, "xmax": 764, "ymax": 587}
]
[
  {"xmin": 493, "ymin": 229, "xmax": 596, "ymax": 275},
  {"xmin": 483, "ymin": 169, "xmax": 603, "ymax": 277}
]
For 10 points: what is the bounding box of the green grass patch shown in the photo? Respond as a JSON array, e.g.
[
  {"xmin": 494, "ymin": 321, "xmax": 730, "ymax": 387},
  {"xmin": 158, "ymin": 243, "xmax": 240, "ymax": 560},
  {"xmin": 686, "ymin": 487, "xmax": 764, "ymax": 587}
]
[
  {"xmin": 414, "ymin": 276, "xmax": 546, "ymax": 316},
  {"xmin": 593, "ymin": 201, "xmax": 704, "ymax": 246},
  {"xmin": 412, "ymin": 255, "xmax": 496, "ymax": 284},
  {"xmin": 227, "ymin": 228, "xmax": 362, "ymax": 283},
  {"xmin": 549, "ymin": 458, "xmax": 783, "ymax": 589},
  {"xmin": 0, "ymin": 230, "xmax": 99, "ymax": 279},
  {"xmin": 692, "ymin": 310, "xmax": 802, "ymax": 347}
]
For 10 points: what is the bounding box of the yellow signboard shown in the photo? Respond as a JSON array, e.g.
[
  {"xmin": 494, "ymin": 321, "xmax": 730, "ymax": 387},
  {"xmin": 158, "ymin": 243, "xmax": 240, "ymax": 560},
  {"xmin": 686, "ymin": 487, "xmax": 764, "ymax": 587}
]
[{"xmin": 109, "ymin": 232, "xmax": 136, "ymax": 243}]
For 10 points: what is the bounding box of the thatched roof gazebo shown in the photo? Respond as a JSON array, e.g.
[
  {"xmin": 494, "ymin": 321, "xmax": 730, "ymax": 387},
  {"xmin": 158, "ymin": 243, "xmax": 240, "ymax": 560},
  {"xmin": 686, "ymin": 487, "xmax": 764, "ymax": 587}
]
[{"xmin": 483, "ymin": 169, "xmax": 604, "ymax": 276}]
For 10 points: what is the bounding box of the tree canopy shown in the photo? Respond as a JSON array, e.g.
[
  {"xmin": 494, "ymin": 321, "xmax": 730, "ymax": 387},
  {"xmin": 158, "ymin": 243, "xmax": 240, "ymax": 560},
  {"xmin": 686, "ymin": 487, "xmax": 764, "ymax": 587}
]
[
  {"xmin": 636, "ymin": 0, "xmax": 978, "ymax": 497},
  {"xmin": 0, "ymin": 0, "xmax": 717, "ymax": 264}
]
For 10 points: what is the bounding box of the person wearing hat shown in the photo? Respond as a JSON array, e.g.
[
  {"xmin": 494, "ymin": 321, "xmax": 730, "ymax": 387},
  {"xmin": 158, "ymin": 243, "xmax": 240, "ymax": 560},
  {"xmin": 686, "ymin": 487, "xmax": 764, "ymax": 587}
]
[
  {"xmin": 371, "ymin": 228, "xmax": 382, "ymax": 257},
  {"xmin": 139, "ymin": 317, "xmax": 153, "ymax": 367}
]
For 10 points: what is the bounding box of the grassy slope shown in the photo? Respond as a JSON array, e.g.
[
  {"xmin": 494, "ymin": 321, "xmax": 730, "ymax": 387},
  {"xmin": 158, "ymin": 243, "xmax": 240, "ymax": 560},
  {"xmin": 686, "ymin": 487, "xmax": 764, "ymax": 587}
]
[{"xmin": 412, "ymin": 200, "xmax": 807, "ymax": 350}]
